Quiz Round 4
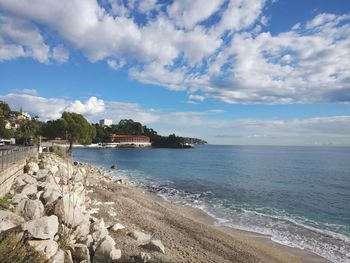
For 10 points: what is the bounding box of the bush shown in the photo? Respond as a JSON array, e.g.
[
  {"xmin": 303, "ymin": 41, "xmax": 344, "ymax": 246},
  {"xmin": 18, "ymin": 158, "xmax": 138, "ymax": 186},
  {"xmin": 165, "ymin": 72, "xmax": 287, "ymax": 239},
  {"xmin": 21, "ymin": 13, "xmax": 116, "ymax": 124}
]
[
  {"xmin": 0, "ymin": 233, "xmax": 46, "ymax": 263},
  {"xmin": 0, "ymin": 192, "xmax": 13, "ymax": 210},
  {"xmin": 51, "ymin": 145, "xmax": 68, "ymax": 159}
]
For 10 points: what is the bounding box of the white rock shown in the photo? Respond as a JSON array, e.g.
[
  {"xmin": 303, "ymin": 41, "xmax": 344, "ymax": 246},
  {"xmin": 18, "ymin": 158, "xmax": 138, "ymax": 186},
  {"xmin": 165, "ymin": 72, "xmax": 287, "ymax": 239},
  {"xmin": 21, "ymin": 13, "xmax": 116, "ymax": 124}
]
[
  {"xmin": 94, "ymin": 235, "xmax": 121, "ymax": 263},
  {"xmin": 19, "ymin": 174, "xmax": 37, "ymax": 184},
  {"xmin": 53, "ymin": 194, "xmax": 88, "ymax": 228},
  {"xmin": 15, "ymin": 177, "xmax": 26, "ymax": 189},
  {"xmin": 26, "ymin": 162, "xmax": 39, "ymax": 175},
  {"xmin": 20, "ymin": 183, "xmax": 38, "ymax": 196},
  {"xmin": 22, "ymin": 215, "xmax": 59, "ymax": 240},
  {"xmin": 49, "ymin": 165, "xmax": 59, "ymax": 175},
  {"xmin": 111, "ymin": 223, "xmax": 125, "ymax": 232},
  {"xmin": 42, "ymin": 188, "xmax": 62, "ymax": 205},
  {"xmin": 51, "ymin": 249, "xmax": 65, "ymax": 263},
  {"xmin": 16, "ymin": 199, "xmax": 44, "ymax": 221},
  {"xmin": 91, "ymin": 218, "xmax": 108, "ymax": 243},
  {"xmin": 28, "ymin": 240, "xmax": 58, "ymax": 259},
  {"xmin": 147, "ymin": 240, "xmax": 165, "ymax": 254},
  {"xmin": 0, "ymin": 210, "xmax": 25, "ymax": 232},
  {"xmin": 73, "ymin": 220, "xmax": 91, "ymax": 241},
  {"xmin": 130, "ymin": 230, "xmax": 151, "ymax": 242},
  {"xmin": 36, "ymin": 169, "xmax": 50, "ymax": 181},
  {"xmin": 11, "ymin": 193, "xmax": 28, "ymax": 205},
  {"xmin": 108, "ymin": 211, "xmax": 117, "ymax": 217}
]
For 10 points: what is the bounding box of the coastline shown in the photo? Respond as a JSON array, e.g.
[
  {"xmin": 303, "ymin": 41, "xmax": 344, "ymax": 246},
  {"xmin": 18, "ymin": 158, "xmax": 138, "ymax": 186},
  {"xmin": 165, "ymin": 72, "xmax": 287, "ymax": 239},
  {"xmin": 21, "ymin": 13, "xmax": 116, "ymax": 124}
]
[{"xmin": 82, "ymin": 161, "xmax": 331, "ymax": 263}]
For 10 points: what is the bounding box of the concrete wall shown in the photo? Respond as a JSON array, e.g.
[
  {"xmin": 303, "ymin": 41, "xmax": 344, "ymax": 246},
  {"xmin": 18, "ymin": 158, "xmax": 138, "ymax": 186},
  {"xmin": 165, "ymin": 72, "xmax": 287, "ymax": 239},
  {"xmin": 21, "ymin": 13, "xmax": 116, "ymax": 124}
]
[{"xmin": 0, "ymin": 160, "xmax": 26, "ymax": 197}]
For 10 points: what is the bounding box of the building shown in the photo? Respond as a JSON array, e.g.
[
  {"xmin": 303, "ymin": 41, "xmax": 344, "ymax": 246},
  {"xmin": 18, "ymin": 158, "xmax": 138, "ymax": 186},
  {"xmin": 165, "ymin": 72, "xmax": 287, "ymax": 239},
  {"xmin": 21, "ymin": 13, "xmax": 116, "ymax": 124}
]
[
  {"xmin": 99, "ymin": 119, "xmax": 113, "ymax": 127},
  {"xmin": 106, "ymin": 134, "xmax": 151, "ymax": 147}
]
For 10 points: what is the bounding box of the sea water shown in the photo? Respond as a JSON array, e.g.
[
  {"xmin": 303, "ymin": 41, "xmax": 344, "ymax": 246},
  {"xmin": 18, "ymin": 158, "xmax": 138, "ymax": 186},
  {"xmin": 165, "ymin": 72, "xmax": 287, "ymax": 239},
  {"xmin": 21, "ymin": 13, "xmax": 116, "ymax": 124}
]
[{"xmin": 73, "ymin": 145, "xmax": 350, "ymax": 263}]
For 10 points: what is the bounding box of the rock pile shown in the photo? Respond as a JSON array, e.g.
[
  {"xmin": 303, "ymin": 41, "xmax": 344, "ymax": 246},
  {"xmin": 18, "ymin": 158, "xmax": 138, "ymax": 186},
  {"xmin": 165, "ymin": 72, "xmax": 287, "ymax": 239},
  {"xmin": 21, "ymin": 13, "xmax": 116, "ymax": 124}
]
[{"xmin": 0, "ymin": 153, "xmax": 166, "ymax": 263}]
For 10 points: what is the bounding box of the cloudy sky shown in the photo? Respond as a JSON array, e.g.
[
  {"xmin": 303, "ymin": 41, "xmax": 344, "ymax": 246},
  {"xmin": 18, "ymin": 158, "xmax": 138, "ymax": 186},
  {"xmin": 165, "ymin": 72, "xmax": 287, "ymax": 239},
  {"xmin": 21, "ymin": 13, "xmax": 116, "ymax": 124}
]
[{"xmin": 0, "ymin": 0, "xmax": 350, "ymax": 145}]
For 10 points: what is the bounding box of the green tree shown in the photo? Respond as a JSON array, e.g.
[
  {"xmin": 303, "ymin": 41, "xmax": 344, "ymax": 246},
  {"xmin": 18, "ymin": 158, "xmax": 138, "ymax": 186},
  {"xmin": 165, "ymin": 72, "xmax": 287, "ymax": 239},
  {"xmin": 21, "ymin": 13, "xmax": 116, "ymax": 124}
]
[
  {"xmin": 43, "ymin": 112, "xmax": 96, "ymax": 151},
  {"xmin": 0, "ymin": 101, "xmax": 11, "ymax": 118}
]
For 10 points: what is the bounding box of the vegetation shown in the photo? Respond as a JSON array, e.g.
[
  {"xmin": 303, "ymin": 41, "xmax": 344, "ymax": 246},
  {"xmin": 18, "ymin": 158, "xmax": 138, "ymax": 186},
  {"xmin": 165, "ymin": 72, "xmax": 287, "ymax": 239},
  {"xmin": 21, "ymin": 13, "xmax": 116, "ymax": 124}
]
[
  {"xmin": 0, "ymin": 101, "xmax": 206, "ymax": 147},
  {"xmin": 0, "ymin": 192, "xmax": 13, "ymax": 210},
  {"xmin": 42, "ymin": 112, "xmax": 96, "ymax": 151},
  {"xmin": 94, "ymin": 119, "xmax": 207, "ymax": 147},
  {"xmin": 51, "ymin": 145, "xmax": 68, "ymax": 159},
  {"xmin": 0, "ymin": 232, "xmax": 46, "ymax": 263}
]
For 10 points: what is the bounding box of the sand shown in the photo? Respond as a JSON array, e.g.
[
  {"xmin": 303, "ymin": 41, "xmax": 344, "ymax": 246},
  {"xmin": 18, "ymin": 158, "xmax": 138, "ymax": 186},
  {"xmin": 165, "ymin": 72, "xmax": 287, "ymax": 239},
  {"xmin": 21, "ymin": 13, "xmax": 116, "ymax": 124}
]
[{"xmin": 86, "ymin": 171, "xmax": 330, "ymax": 263}]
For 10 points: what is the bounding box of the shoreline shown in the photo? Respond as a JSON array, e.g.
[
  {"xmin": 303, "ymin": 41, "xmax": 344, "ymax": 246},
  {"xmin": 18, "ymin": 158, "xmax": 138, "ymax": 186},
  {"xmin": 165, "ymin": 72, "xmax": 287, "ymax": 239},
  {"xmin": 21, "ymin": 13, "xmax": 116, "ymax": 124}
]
[{"xmin": 81, "ymin": 160, "xmax": 331, "ymax": 263}]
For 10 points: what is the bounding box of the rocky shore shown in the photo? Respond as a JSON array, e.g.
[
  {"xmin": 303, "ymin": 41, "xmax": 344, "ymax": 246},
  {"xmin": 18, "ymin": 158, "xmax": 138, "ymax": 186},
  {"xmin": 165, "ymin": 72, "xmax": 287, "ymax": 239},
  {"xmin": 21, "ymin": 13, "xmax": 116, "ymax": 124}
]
[{"xmin": 0, "ymin": 153, "xmax": 329, "ymax": 263}]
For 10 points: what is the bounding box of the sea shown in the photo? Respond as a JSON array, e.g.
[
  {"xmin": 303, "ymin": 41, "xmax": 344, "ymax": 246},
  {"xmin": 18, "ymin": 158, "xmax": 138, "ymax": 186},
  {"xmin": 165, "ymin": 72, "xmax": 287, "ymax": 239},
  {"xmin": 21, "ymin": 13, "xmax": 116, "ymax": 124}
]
[{"xmin": 72, "ymin": 145, "xmax": 350, "ymax": 263}]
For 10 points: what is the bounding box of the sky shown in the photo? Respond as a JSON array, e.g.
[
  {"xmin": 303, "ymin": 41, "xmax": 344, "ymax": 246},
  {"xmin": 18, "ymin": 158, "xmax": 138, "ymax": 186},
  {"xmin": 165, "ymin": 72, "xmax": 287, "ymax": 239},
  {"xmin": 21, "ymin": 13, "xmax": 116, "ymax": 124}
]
[{"xmin": 0, "ymin": 0, "xmax": 350, "ymax": 145}]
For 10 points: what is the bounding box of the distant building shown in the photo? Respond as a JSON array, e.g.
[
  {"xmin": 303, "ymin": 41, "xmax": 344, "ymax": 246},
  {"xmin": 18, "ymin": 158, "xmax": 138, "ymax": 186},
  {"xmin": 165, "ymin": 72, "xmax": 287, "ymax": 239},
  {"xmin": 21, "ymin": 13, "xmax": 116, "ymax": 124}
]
[
  {"xmin": 107, "ymin": 134, "xmax": 151, "ymax": 147},
  {"xmin": 17, "ymin": 109, "xmax": 31, "ymax": 120},
  {"xmin": 99, "ymin": 119, "xmax": 113, "ymax": 127}
]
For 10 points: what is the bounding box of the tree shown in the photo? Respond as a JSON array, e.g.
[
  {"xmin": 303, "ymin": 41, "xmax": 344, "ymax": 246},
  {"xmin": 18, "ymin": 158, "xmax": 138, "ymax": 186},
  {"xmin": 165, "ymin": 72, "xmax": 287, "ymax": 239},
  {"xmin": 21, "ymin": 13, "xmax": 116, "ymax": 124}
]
[
  {"xmin": 42, "ymin": 112, "xmax": 96, "ymax": 151},
  {"xmin": 0, "ymin": 101, "xmax": 11, "ymax": 118}
]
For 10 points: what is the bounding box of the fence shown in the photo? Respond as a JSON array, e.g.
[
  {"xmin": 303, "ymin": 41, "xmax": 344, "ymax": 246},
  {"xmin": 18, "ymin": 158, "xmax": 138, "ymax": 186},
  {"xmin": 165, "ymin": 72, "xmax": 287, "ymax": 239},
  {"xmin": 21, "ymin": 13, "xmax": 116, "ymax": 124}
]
[{"xmin": 0, "ymin": 146, "xmax": 37, "ymax": 171}]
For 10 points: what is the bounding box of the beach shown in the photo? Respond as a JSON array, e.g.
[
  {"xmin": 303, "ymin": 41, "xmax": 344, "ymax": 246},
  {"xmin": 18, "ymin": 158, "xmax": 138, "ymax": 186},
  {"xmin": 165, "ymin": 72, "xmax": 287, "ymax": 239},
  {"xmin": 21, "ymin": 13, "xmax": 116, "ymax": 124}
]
[{"xmin": 85, "ymin": 164, "xmax": 330, "ymax": 263}]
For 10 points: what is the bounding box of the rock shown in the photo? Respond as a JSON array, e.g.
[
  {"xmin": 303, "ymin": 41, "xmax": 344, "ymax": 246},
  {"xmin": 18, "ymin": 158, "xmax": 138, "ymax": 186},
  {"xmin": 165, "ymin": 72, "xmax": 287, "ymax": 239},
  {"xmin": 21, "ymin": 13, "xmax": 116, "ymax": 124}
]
[
  {"xmin": 28, "ymin": 240, "xmax": 58, "ymax": 259},
  {"xmin": 69, "ymin": 244, "xmax": 90, "ymax": 262},
  {"xmin": 19, "ymin": 173, "xmax": 37, "ymax": 184},
  {"xmin": 20, "ymin": 183, "xmax": 38, "ymax": 196},
  {"xmin": 51, "ymin": 249, "xmax": 65, "ymax": 263},
  {"xmin": 129, "ymin": 230, "xmax": 151, "ymax": 242},
  {"xmin": 11, "ymin": 193, "xmax": 28, "ymax": 205},
  {"xmin": 111, "ymin": 223, "xmax": 125, "ymax": 232},
  {"xmin": 15, "ymin": 177, "xmax": 26, "ymax": 189},
  {"xmin": 26, "ymin": 162, "xmax": 39, "ymax": 175},
  {"xmin": 108, "ymin": 211, "xmax": 116, "ymax": 217},
  {"xmin": 110, "ymin": 165, "xmax": 116, "ymax": 170},
  {"xmin": 73, "ymin": 220, "xmax": 91, "ymax": 241},
  {"xmin": 42, "ymin": 188, "xmax": 62, "ymax": 205},
  {"xmin": 0, "ymin": 210, "xmax": 25, "ymax": 232},
  {"xmin": 146, "ymin": 240, "xmax": 165, "ymax": 254},
  {"xmin": 49, "ymin": 165, "xmax": 59, "ymax": 175},
  {"xmin": 53, "ymin": 194, "xmax": 88, "ymax": 228},
  {"xmin": 139, "ymin": 252, "xmax": 151, "ymax": 263},
  {"xmin": 46, "ymin": 174, "xmax": 59, "ymax": 186},
  {"xmin": 91, "ymin": 218, "xmax": 108, "ymax": 243},
  {"xmin": 22, "ymin": 215, "xmax": 58, "ymax": 239},
  {"xmin": 94, "ymin": 235, "xmax": 121, "ymax": 263},
  {"xmin": 36, "ymin": 169, "xmax": 50, "ymax": 181},
  {"xmin": 65, "ymin": 250, "xmax": 74, "ymax": 263},
  {"xmin": 16, "ymin": 199, "xmax": 44, "ymax": 221}
]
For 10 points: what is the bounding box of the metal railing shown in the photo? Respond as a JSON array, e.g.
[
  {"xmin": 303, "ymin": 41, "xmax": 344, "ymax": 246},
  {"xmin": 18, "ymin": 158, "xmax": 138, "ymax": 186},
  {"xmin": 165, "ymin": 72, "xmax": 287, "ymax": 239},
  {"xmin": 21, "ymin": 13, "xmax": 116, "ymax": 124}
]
[{"xmin": 0, "ymin": 146, "xmax": 38, "ymax": 171}]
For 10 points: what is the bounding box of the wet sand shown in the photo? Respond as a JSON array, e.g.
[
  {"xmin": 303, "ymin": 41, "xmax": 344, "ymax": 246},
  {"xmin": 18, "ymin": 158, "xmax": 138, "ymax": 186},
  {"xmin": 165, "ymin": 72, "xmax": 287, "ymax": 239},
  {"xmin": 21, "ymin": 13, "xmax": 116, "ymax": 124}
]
[{"xmin": 86, "ymin": 171, "xmax": 330, "ymax": 263}]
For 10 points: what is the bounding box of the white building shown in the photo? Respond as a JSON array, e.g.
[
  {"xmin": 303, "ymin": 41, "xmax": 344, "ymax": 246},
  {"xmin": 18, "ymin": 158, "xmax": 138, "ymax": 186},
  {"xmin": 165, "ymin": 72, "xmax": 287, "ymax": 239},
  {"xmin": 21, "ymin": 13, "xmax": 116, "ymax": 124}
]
[
  {"xmin": 99, "ymin": 119, "xmax": 113, "ymax": 127},
  {"xmin": 17, "ymin": 111, "xmax": 31, "ymax": 120}
]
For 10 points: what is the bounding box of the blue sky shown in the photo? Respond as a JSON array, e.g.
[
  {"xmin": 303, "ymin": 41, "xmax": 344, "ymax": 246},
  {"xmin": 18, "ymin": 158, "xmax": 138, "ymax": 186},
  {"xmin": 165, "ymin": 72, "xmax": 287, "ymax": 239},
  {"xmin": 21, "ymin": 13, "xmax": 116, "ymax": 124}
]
[{"xmin": 0, "ymin": 0, "xmax": 350, "ymax": 145}]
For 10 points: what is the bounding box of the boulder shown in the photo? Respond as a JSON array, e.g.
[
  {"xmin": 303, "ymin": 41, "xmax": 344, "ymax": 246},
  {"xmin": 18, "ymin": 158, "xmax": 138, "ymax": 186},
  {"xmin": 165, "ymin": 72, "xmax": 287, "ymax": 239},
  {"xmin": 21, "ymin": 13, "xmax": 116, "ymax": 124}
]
[
  {"xmin": 91, "ymin": 218, "xmax": 108, "ymax": 243},
  {"xmin": 53, "ymin": 194, "xmax": 88, "ymax": 228},
  {"xmin": 49, "ymin": 165, "xmax": 59, "ymax": 176},
  {"xmin": 42, "ymin": 188, "xmax": 62, "ymax": 205},
  {"xmin": 20, "ymin": 183, "xmax": 38, "ymax": 196},
  {"xmin": 22, "ymin": 215, "xmax": 58, "ymax": 240},
  {"xmin": 69, "ymin": 244, "xmax": 90, "ymax": 262},
  {"xmin": 16, "ymin": 199, "xmax": 44, "ymax": 221},
  {"xmin": 146, "ymin": 240, "xmax": 165, "ymax": 254},
  {"xmin": 0, "ymin": 210, "xmax": 25, "ymax": 232},
  {"xmin": 110, "ymin": 223, "xmax": 125, "ymax": 232},
  {"xmin": 19, "ymin": 173, "xmax": 37, "ymax": 184},
  {"xmin": 129, "ymin": 230, "xmax": 151, "ymax": 242},
  {"xmin": 15, "ymin": 177, "xmax": 26, "ymax": 190},
  {"xmin": 73, "ymin": 220, "xmax": 91, "ymax": 241},
  {"xmin": 50, "ymin": 249, "xmax": 65, "ymax": 263},
  {"xmin": 26, "ymin": 162, "xmax": 39, "ymax": 175},
  {"xmin": 11, "ymin": 193, "xmax": 28, "ymax": 205},
  {"xmin": 94, "ymin": 235, "xmax": 121, "ymax": 263},
  {"xmin": 36, "ymin": 169, "xmax": 50, "ymax": 181},
  {"xmin": 28, "ymin": 240, "xmax": 58, "ymax": 259}
]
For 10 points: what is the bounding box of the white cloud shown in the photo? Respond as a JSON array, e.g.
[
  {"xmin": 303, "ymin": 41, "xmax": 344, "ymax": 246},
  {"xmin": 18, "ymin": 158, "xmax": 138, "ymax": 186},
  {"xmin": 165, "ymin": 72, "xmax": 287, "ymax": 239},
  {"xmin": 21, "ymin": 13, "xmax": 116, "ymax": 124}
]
[
  {"xmin": 52, "ymin": 46, "xmax": 69, "ymax": 63},
  {"xmin": 66, "ymin": 96, "xmax": 105, "ymax": 116},
  {"xmin": 0, "ymin": 93, "xmax": 67, "ymax": 119},
  {"xmin": 0, "ymin": 1, "xmax": 350, "ymax": 104},
  {"xmin": 107, "ymin": 58, "xmax": 125, "ymax": 70},
  {"xmin": 0, "ymin": 14, "xmax": 50, "ymax": 63}
]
